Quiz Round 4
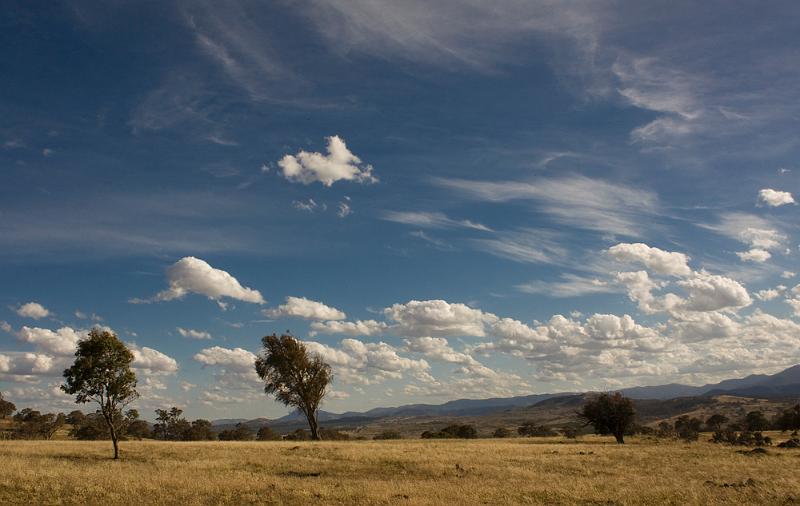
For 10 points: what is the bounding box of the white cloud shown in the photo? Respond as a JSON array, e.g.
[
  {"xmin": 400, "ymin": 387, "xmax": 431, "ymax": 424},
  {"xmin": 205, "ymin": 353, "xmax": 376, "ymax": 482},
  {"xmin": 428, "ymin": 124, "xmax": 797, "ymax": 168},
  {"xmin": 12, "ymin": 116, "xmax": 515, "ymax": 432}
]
[
  {"xmin": 337, "ymin": 201, "xmax": 352, "ymax": 218},
  {"xmin": 755, "ymin": 286, "xmax": 785, "ymax": 301},
  {"xmin": 736, "ymin": 248, "xmax": 771, "ymax": 263},
  {"xmin": 676, "ymin": 272, "xmax": 752, "ymax": 313},
  {"xmin": 472, "ymin": 229, "xmax": 565, "ymax": 264},
  {"xmin": 130, "ymin": 345, "xmax": 178, "ymax": 374},
  {"xmin": 17, "ymin": 326, "xmax": 82, "ymax": 356},
  {"xmin": 703, "ymin": 212, "xmax": 785, "ymax": 253},
  {"xmin": 781, "ymin": 271, "xmax": 796, "ymax": 279},
  {"xmin": 0, "ymin": 352, "xmax": 58, "ymax": 379},
  {"xmin": 305, "ymin": 338, "xmax": 431, "ymax": 385},
  {"xmin": 607, "ymin": 243, "xmax": 691, "ymax": 277},
  {"xmin": 517, "ymin": 273, "xmax": 618, "ymax": 298},
  {"xmin": 194, "ymin": 346, "xmax": 256, "ymax": 374},
  {"xmin": 309, "ymin": 319, "xmax": 387, "ymax": 337},
  {"xmin": 278, "ymin": 135, "xmax": 377, "ymax": 187},
  {"xmin": 384, "ymin": 299, "xmax": 488, "ymax": 337},
  {"xmin": 435, "ymin": 175, "xmax": 659, "ymax": 237},
  {"xmin": 176, "ymin": 327, "xmax": 212, "ymax": 340},
  {"xmin": 292, "ymin": 198, "xmax": 322, "ymax": 212},
  {"xmin": 382, "ymin": 210, "xmax": 491, "ymax": 232},
  {"xmin": 788, "ymin": 298, "xmax": 800, "ymax": 317},
  {"xmin": 264, "ymin": 296, "xmax": 346, "ymax": 321},
  {"xmin": 759, "ymin": 188, "xmax": 795, "ymax": 207},
  {"xmin": 14, "ymin": 302, "xmax": 51, "ymax": 320},
  {"xmin": 133, "ymin": 257, "xmax": 264, "ymax": 306}
]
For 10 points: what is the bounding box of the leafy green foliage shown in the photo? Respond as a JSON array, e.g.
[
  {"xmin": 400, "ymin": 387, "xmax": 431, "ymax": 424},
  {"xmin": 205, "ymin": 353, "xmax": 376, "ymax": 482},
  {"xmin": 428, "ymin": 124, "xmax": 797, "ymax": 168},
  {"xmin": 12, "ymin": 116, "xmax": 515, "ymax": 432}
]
[{"xmin": 255, "ymin": 334, "xmax": 332, "ymax": 440}]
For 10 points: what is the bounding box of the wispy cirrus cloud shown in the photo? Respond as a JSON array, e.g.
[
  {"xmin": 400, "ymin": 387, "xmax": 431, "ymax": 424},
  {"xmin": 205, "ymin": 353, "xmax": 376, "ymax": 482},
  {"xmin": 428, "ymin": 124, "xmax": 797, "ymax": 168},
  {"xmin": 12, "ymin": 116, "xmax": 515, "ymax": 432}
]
[{"xmin": 434, "ymin": 175, "xmax": 660, "ymax": 237}]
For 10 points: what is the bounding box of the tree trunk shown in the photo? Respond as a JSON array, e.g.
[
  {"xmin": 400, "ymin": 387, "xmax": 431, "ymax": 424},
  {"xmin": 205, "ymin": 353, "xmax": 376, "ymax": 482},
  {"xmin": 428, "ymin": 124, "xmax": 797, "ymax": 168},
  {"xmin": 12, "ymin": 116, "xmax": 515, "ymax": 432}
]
[
  {"xmin": 613, "ymin": 431, "xmax": 624, "ymax": 444},
  {"xmin": 307, "ymin": 411, "xmax": 320, "ymax": 441},
  {"xmin": 104, "ymin": 414, "xmax": 119, "ymax": 459}
]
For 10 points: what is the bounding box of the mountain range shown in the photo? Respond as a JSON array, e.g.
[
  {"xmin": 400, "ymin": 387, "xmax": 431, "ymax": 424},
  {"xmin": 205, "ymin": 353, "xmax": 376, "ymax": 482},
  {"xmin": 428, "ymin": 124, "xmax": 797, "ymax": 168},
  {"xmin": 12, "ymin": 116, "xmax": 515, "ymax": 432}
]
[{"xmin": 212, "ymin": 364, "xmax": 800, "ymax": 430}]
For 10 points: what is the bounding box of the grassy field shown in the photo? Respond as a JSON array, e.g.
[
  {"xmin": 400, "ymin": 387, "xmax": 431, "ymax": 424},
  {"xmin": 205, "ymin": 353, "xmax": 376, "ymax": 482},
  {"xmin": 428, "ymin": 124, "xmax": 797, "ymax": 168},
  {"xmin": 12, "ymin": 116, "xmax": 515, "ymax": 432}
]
[{"xmin": 1, "ymin": 437, "xmax": 799, "ymax": 505}]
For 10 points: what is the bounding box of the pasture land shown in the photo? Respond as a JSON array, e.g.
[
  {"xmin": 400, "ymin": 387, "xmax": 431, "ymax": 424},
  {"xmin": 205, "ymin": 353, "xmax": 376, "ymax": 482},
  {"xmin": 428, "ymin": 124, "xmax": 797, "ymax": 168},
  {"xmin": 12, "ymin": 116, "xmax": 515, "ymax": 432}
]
[{"xmin": 1, "ymin": 437, "xmax": 799, "ymax": 505}]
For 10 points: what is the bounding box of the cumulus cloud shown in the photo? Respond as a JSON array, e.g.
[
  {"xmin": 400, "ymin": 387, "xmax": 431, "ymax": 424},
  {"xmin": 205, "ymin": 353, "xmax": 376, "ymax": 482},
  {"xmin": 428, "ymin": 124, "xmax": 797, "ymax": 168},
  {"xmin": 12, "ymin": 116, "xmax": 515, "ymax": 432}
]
[
  {"xmin": 305, "ymin": 338, "xmax": 431, "ymax": 385},
  {"xmin": 384, "ymin": 299, "xmax": 488, "ymax": 337},
  {"xmin": 755, "ymin": 286, "xmax": 785, "ymax": 301},
  {"xmin": 176, "ymin": 327, "xmax": 212, "ymax": 340},
  {"xmin": 129, "ymin": 344, "xmax": 178, "ymax": 374},
  {"xmin": 0, "ymin": 352, "xmax": 58, "ymax": 379},
  {"xmin": 194, "ymin": 346, "xmax": 257, "ymax": 374},
  {"xmin": 677, "ymin": 272, "xmax": 752, "ymax": 313},
  {"xmin": 17, "ymin": 326, "xmax": 82, "ymax": 356},
  {"xmin": 607, "ymin": 243, "xmax": 691, "ymax": 277},
  {"xmin": 758, "ymin": 188, "xmax": 795, "ymax": 207},
  {"xmin": 736, "ymin": 248, "xmax": 771, "ymax": 263},
  {"xmin": 132, "ymin": 257, "xmax": 264, "ymax": 307},
  {"xmin": 703, "ymin": 212, "xmax": 785, "ymax": 258},
  {"xmin": 277, "ymin": 135, "xmax": 377, "ymax": 186},
  {"xmin": 264, "ymin": 296, "xmax": 346, "ymax": 321},
  {"xmin": 309, "ymin": 319, "xmax": 387, "ymax": 337},
  {"xmin": 788, "ymin": 298, "xmax": 800, "ymax": 317},
  {"xmin": 14, "ymin": 302, "xmax": 51, "ymax": 320}
]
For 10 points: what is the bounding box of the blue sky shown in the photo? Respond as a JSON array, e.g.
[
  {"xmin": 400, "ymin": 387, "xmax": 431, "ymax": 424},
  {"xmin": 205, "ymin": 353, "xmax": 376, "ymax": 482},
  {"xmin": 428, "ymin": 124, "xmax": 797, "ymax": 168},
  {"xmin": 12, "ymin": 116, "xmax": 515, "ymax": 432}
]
[{"xmin": 1, "ymin": 1, "xmax": 799, "ymax": 420}]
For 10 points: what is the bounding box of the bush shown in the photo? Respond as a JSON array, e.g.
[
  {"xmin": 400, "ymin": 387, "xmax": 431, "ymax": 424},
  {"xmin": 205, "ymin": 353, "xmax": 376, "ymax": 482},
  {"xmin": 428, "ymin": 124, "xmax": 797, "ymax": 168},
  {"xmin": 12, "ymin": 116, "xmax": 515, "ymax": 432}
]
[
  {"xmin": 320, "ymin": 428, "xmax": 350, "ymax": 440},
  {"xmin": 257, "ymin": 426, "xmax": 280, "ymax": 441},
  {"xmin": 518, "ymin": 423, "xmax": 557, "ymax": 437},
  {"xmin": 284, "ymin": 429, "xmax": 310, "ymax": 441},
  {"xmin": 373, "ymin": 430, "xmax": 402, "ymax": 440},
  {"xmin": 422, "ymin": 424, "xmax": 477, "ymax": 439},
  {"xmin": 493, "ymin": 428, "xmax": 512, "ymax": 438},
  {"xmin": 674, "ymin": 416, "xmax": 702, "ymax": 442},
  {"xmin": 217, "ymin": 423, "xmax": 254, "ymax": 441}
]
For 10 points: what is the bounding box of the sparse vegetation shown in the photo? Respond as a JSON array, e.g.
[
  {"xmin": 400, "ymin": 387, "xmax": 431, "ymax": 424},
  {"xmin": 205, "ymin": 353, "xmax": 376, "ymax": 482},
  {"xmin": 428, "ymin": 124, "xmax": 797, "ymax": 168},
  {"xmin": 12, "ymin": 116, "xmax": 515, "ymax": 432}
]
[
  {"xmin": 373, "ymin": 430, "xmax": 402, "ymax": 440},
  {"xmin": 517, "ymin": 422, "xmax": 557, "ymax": 437},
  {"xmin": 1, "ymin": 437, "xmax": 800, "ymax": 505},
  {"xmin": 421, "ymin": 424, "xmax": 478, "ymax": 439}
]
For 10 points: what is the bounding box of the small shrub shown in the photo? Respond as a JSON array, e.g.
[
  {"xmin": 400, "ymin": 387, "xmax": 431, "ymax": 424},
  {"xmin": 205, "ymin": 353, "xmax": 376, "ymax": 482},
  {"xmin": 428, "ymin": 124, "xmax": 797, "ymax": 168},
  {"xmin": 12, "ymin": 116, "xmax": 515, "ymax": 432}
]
[
  {"xmin": 373, "ymin": 430, "xmax": 402, "ymax": 440},
  {"xmin": 493, "ymin": 428, "xmax": 512, "ymax": 438},
  {"xmin": 518, "ymin": 423, "xmax": 557, "ymax": 437}
]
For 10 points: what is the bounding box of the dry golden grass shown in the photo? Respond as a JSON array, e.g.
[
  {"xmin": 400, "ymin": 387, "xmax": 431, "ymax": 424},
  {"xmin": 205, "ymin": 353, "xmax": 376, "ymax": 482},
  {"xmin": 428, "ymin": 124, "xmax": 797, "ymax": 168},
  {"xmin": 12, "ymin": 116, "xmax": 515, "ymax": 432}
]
[{"xmin": 1, "ymin": 437, "xmax": 799, "ymax": 505}]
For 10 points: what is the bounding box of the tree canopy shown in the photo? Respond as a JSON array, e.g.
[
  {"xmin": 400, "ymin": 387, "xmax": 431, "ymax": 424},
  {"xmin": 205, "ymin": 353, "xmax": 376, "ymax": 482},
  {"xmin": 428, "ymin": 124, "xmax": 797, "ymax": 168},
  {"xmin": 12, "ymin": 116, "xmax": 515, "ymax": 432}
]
[
  {"xmin": 61, "ymin": 328, "xmax": 138, "ymax": 459},
  {"xmin": 0, "ymin": 391, "xmax": 16, "ymax": 419},
  {"xmin": 579, "ymin": 392, "xmax": 636, "ymax": 444},
  {"xmin": 254, "ymin": 333, "xmax": 331, "ymax": 440}
]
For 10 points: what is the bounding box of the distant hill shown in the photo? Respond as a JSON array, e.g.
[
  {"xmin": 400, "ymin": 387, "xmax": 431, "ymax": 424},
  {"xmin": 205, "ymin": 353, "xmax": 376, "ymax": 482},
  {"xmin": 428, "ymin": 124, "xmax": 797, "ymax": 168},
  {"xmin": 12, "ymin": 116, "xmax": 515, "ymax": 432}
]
[
  {"xmin": 621, "ymin": 364, "xmax": 800, "ymax": 400},
  {"xmin": 212, "ymin": 364, "xmax": 800, "ymax": 432}
]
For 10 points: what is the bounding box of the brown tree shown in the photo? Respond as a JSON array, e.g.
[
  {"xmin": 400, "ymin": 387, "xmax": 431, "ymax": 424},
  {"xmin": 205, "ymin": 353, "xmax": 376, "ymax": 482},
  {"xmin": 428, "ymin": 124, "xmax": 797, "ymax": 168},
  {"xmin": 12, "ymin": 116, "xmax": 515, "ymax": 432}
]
[
  {"xmin": 254, "ymin": 333, "xmax": 331, "ymax": 440},
  {"xmin": 62, "ymin": 329, "xmax": 138, "ymax": 459}
]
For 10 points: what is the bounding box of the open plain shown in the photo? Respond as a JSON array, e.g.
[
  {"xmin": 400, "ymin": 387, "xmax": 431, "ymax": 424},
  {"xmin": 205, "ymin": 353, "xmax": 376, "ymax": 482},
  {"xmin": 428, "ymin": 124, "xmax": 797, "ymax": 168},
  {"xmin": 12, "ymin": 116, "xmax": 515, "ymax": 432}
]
[{"xmin": 1, "ymin": 437, "xmax": 799, "ymax": 505}]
